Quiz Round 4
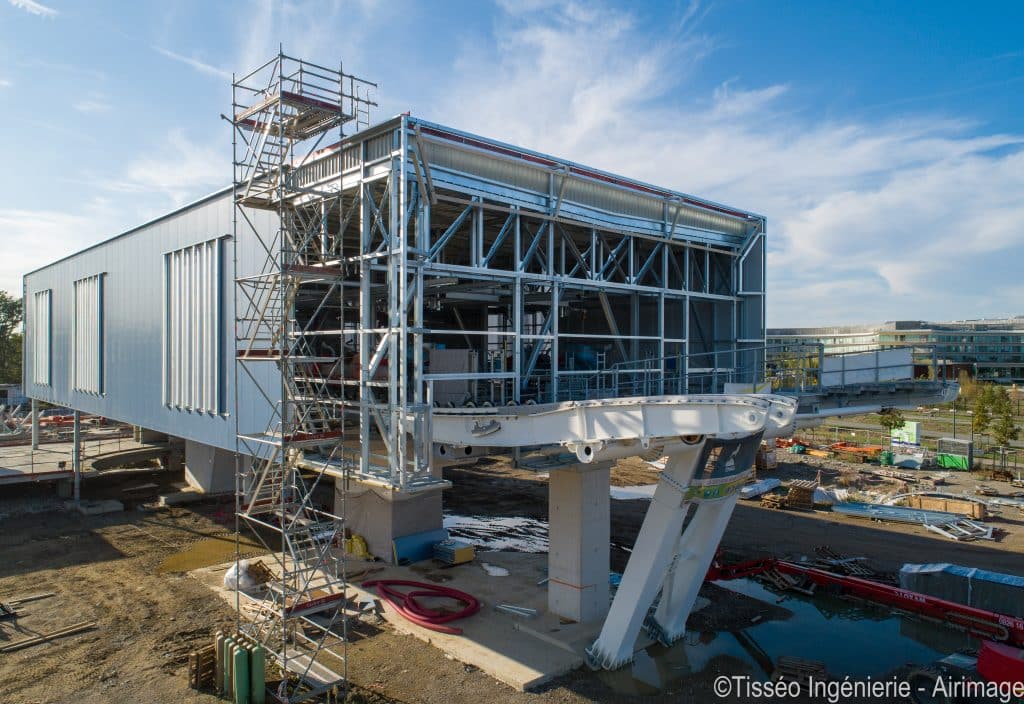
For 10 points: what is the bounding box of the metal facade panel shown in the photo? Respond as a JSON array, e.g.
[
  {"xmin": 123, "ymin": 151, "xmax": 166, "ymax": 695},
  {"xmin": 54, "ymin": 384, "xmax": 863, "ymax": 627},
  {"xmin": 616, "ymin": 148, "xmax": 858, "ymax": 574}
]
[
  {"xmin": 23, "ymin": 193, "xmax": 279, "ymax": 452},
  {"xmin": 30, "ymin": 289, "xmax": 51, "ymax": 386},
  {"xmin": 72, "ymin": 273, "xmax": 103, "ymax": 394},
  {"xmin": 163, "ymin": 238, "xmax": 222, "ymax": 413}
]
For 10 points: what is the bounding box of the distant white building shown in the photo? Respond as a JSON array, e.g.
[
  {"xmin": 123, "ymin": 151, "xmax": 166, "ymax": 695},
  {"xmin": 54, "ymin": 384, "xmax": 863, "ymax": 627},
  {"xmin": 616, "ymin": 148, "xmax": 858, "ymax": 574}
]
[{"xmin": 768, "ymin": 317, "xmax": 1024, "ymax": 383}]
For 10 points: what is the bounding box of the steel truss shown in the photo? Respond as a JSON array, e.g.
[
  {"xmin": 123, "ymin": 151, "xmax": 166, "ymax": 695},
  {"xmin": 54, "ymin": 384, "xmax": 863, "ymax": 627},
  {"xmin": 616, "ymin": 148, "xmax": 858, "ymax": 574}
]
[
  {"xmin": 231, "ymin": 52, "xmax": 375, "ymax": 702},
  {"xmin": 273, "ymin": 114, "xmax": 768, "ymax": 491}
]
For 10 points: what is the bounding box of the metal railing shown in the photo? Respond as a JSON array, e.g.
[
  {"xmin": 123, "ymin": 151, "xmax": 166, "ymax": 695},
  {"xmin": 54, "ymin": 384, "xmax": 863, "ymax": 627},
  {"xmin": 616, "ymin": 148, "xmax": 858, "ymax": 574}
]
[{"xmin": 427, "ymin": 343, "xmax": 953, "ymax": 407}]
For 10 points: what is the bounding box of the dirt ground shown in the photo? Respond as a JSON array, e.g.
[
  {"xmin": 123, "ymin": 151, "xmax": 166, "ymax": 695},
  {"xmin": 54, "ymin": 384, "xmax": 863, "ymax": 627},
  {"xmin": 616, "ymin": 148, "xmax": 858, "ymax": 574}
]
[{"xmin": 1, "ymin": 450, "xmax": 1022, "ymax": 704}]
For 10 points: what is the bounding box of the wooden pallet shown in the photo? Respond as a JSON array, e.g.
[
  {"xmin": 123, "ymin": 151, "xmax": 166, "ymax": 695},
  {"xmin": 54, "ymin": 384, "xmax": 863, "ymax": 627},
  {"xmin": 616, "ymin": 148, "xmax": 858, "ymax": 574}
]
[
  {"xmin": 772, "ymin": 655, "xmax": 829, "ymax": 691},
  {"xmin": 188, "ymin": 644, "xmax": 217, "ymax": 690}
]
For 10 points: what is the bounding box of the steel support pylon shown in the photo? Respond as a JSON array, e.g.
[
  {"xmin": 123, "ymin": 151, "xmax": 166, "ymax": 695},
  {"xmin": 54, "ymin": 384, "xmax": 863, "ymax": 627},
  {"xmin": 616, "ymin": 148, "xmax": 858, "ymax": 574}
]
[
  {"xmin": 585, "ymin": 433, "xmax": 762, "ymax": 669},
  {"xmin": 231, "ymin": 51, "xmax": 375, "ymax": 702}
]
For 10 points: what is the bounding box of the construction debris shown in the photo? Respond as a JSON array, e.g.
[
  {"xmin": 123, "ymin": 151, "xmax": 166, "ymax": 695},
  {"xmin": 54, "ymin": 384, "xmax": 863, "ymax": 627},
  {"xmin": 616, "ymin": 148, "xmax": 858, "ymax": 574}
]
[
  {"xmin": 740, "ymin": 478, "xmax": 781, "ymax": 500},
  {"xmin": 832, "ymin": 501, "xmax": 997, "ymax": 542},
  {"xmin": 433, "ymin": 539, "xmax": 476, "ymax": 565},
  {"xmin": 772, "ymin": 656, "xmax": 830, "ymax": 691},
  {"xmin": 760, "ymin": 479, "xmax": 818, "ymax": 511},
  {"xmin": 187, "ymin": 643, "xmax": 217, "ymax": 690},
  {"xmin": 812, "ymin": 546, "xmax": 896, "ymax": 583},
  {"xmin": 494, "ymin": 603, "xmax": 538, "ymax": 618},
  {"xmin": 0, "ymin": 621, "xmax": 96, "ymax": 653},
  {"xmin": 0, "ymin": 592, "xmax": 55, "ymax": 620}
]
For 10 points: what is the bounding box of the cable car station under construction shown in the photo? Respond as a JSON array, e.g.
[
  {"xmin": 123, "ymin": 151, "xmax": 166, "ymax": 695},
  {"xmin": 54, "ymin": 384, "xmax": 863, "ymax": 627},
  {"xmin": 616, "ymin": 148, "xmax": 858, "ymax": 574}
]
[{"xmin": 18, "ymin": 53, "xmax": 956, "ymax": 700}]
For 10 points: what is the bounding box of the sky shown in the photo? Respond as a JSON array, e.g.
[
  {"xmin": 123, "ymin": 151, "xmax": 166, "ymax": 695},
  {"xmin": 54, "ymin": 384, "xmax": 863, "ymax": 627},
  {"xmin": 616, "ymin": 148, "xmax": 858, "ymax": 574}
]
[{"xmin": 1, "ymin": 0, "xmax": 1023, "ymax": 327}]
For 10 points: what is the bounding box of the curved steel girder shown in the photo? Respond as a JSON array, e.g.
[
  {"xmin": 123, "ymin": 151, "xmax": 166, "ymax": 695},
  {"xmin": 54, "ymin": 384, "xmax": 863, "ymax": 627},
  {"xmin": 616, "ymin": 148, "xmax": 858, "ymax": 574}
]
[{"xmin": 430, "ymin": 394, "xmax": 796, "ymax": 457}]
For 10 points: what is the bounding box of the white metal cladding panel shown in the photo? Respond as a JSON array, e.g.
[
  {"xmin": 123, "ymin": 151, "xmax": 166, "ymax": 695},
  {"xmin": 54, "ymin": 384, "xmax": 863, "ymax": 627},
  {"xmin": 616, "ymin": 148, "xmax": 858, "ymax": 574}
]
[
  {"xmin": 72, "ymin": 274, "xmax": 103, "ymax": 394},
  {"xmin": 31, "ymin": 289, "xmax": 51, "ymax": 385},
  {"xmin": 421, "ymin": 139, "xmax": 750, "ymax": 239},
  {"xmin": 164, "ymin": 238, "xmax": 222, "ymax": 414}
]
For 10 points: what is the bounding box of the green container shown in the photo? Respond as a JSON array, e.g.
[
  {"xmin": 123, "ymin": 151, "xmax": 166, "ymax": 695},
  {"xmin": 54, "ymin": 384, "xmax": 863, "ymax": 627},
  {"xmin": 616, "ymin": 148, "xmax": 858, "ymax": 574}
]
[
  {"xmin": 233, "ymin": 645, "xmax": 250, "ymax": 704},
  {"xmin": 250, "ymin": 644, "xmax": 266, "ymax": 704},
  {"xmin": 880, "ymin": 451, "xmax": 894, "ymax": 466}
]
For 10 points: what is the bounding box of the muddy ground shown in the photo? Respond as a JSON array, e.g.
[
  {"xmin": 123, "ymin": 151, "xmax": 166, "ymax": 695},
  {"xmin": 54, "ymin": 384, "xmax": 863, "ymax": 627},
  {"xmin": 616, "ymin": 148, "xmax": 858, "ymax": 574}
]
[{"xmin": 1, "ymin": 453, "xmax": 1022, "ymax": 703}]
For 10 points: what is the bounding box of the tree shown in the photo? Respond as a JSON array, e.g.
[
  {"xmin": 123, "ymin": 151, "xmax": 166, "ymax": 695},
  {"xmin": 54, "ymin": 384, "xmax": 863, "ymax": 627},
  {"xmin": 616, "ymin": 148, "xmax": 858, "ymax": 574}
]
[
  {"xmin": 878, "ymin": 408, "xmax": 906, "ymax": 437},
  {"xmin": 990, "ymin": 386, "xmax": 1020, "ymax": 447},
  {"xmin": 972, "ymin": 384, "xmax": 996, "ymax": 438},
  {"xmin": 956, "ymin": 369, "xmax": 979, "ymax": 407},
  {"xmin": 0, "ymin": 291, "xmax": 22, "ymax": 384}
]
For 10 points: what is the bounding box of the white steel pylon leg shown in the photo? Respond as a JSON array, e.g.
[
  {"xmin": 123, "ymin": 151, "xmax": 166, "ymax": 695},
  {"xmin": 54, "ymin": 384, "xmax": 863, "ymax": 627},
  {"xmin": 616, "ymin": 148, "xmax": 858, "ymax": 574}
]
[
  {"xmin": 648, "ymin": 493, "xmax": 739, "ymax": 644},
  {"xmin": 585, "ymin": 439, "xmax": 706, "ymax": 670},
  {"xmin": 648, "ymin": 434, "xmax": 761, "ymax": 647}
]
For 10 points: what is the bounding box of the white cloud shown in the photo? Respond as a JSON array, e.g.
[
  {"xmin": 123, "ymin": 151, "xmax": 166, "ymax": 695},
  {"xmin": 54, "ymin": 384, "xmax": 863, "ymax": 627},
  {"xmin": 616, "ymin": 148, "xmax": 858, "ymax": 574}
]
[
  {"xmin": 101, "ymin": 129, "xmax": 223, "ymax": 207},
  {"xmin": 0, "ymin": 78, "xmax": 10, "ymax": 88},
  {"xmin": 72, "ymin": 95, "xmax": 111, "ymax": 113},
  {"xmin": 153, "ymin": 46, "xmax": 231, "ymax": 80},
  {"xmin": 0, "ymin": 200, "xmax": 119, "ymax": 295},
  {"xmin": 432, "ymin": 2, "xmax": 1024, "ymax": 326},
  {"xmin": 8, "ymin": 0, "xmax": 57, "ymax": 17}
]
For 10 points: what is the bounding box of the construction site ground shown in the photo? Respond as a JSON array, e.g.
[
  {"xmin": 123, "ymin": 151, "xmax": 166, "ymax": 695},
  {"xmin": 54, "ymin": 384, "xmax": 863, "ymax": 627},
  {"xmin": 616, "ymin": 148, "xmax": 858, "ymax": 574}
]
[{"xmin": 2, "ymin": 452, "xmax": 1023, "ymax": 704}]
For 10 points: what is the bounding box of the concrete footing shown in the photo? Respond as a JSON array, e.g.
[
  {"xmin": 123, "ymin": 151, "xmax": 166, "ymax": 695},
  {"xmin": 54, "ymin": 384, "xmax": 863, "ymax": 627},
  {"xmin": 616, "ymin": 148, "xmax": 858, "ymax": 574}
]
[
  {"xmin": 342, "ymin": 483, "xmax": 444, "ymax": 562},
  {"xmin": 547, "ymin": 461, "xmax": 612, "ymax": 624},
  {"xmin": 183, "ymin": 440, "xmax": 235, "ymax": 494},
  {"xmin": 134, "ymin": 426, "xmax": 169, "ymax": 444}
]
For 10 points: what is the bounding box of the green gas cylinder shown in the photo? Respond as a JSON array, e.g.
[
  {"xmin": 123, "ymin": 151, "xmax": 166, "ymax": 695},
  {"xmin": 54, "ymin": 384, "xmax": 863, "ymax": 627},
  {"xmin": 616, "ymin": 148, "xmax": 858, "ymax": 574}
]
[{"xmin": 233, "ymin": 644, "xmax": 250, "ymax": 704}]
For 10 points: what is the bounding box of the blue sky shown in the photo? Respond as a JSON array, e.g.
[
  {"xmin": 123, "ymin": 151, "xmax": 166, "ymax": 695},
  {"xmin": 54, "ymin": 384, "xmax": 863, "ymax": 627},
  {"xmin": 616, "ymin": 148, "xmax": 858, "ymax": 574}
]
[{"xmin": 2, "ymin": 0, "xmax": 1023, "ymax": 326}]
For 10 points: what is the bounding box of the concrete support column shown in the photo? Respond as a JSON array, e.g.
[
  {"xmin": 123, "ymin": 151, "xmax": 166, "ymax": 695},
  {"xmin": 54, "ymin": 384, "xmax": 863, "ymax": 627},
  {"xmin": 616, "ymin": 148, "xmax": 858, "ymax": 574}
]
[
  {"xmin": 184, "ymin": 440, "xmax": 235, "ymax": 494},
  {"xmin": 72, "ymin": 410, "xmax": 81, "ymax": 504},
  {"xmin": 134, "ymin": 426, "xmax": 169, "ymax": 444},
  {"xmin": 547, "ymin": 461, "xmax": 612, "ymax": 624},
  {"xmin": 342, "ymin": 483, "xmax": 444, "ymax": 563},
  {"xmin": 30, "ymin": 398, "xmax": 39, "ymax": 450}
]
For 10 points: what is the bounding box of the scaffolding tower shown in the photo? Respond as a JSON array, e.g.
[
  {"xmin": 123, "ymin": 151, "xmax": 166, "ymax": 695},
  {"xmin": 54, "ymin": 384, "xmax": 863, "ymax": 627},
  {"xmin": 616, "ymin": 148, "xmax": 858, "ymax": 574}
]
[{"xmin": 231, "ymin": 52, "xmax": 375, "ymax": 702}]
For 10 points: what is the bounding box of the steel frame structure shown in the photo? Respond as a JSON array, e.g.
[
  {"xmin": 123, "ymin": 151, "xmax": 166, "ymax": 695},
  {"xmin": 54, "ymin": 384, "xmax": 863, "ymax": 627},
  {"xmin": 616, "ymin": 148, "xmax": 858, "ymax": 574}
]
[
  {"xmin": 231, "ymin": 52, "xmax": 375, "ymax": 702},
  {"xmin": 274, "ymin": 113, "xmax": 769, "ymax": 491}
]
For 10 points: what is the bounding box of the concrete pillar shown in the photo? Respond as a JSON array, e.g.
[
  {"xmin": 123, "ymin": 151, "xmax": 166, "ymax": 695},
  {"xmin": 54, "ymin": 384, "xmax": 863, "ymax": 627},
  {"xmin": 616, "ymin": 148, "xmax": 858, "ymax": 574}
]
[
  {"xmin": 135, "ymin": 426, "xmax": 169, "ymax": 444},
  {"xmin": 342, "ymin": 483, "xmax": 444, "ymax": 562},
  {"xmin": 183, "ymin": 440, "xmax": 235, "ymax": 494},
  {"xmin": 30, "ymin": 398, "xmax": 39, "ymax": 450},
  {"xmin": 72, "ymin": 410, "xmax": 81, "ymax": 504},
  {"xmin": 547, "ymin": 461, "xmax": 612, "ymax": 624}
]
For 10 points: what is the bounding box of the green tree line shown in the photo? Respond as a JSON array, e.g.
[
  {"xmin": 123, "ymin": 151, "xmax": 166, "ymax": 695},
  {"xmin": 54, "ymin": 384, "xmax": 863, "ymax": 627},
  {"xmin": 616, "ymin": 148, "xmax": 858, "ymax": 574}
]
[
  {"xmin": 0, "ymin": 291, "xmax": 22, "ymax": 385},
  {"xmin": 953, "ymin": 371, "xmax": 1020, "ymax": 447}
]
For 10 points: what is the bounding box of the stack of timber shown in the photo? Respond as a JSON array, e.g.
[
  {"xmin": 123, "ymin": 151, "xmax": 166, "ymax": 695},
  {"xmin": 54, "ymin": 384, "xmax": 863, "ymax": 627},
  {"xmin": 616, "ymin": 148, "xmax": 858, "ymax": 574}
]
[
  {"xmin": 760, "ymin": 480, "xmax": 818, "ymax": 511},
  {"xmin": 772, "ymin": 656, "xmax": 830, "ymax": 692},
  {"xmin": 0, "ymin": 621, "xmax": 96, "ymax": 653},
  {"xmin": 785, "ymin": 480, "xmax": 818, "ymax": 511},
  {"xmin": 758, "ymin": 567, "xmax": 817, "ymax": 595}
]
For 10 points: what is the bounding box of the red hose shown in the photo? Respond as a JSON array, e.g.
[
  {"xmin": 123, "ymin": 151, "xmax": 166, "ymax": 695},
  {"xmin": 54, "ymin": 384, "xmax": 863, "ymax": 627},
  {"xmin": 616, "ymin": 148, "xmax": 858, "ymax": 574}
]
[{"xmin": 363, "ymin": 579, "xmax": 481, "ymax": 634}]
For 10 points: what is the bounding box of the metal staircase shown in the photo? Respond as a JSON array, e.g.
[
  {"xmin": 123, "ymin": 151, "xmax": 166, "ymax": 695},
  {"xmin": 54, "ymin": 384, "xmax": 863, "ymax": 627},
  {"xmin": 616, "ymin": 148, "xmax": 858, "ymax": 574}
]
[{"xmin": 231, "ymin": 51, "xmax": 375, "ymax": 702}]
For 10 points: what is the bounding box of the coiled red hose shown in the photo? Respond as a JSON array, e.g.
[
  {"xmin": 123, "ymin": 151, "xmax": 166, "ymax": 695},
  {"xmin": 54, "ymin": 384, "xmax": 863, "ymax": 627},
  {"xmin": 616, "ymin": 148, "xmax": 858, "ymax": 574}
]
[{"xmin": 362, "ymin": 579, "xmax": 481, "ymax": 634}]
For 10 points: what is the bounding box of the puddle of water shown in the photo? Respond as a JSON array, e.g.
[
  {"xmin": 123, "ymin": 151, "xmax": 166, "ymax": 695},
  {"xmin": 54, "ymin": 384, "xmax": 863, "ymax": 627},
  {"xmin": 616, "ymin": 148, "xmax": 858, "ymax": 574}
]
[
  {"xmin": 157, "ymin": 534, "xmax": 266, "ymax": 573},
  {"xmin": 600, "ymin": 577, "xmax": 969, "ymax": 695},
  {"xmin": 610, "ymin": 484, "xmax": 657, "ymax": 500},
  {"xmin": 442, "ymin": 514, "xmax": 548, "ymax": 552}
]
